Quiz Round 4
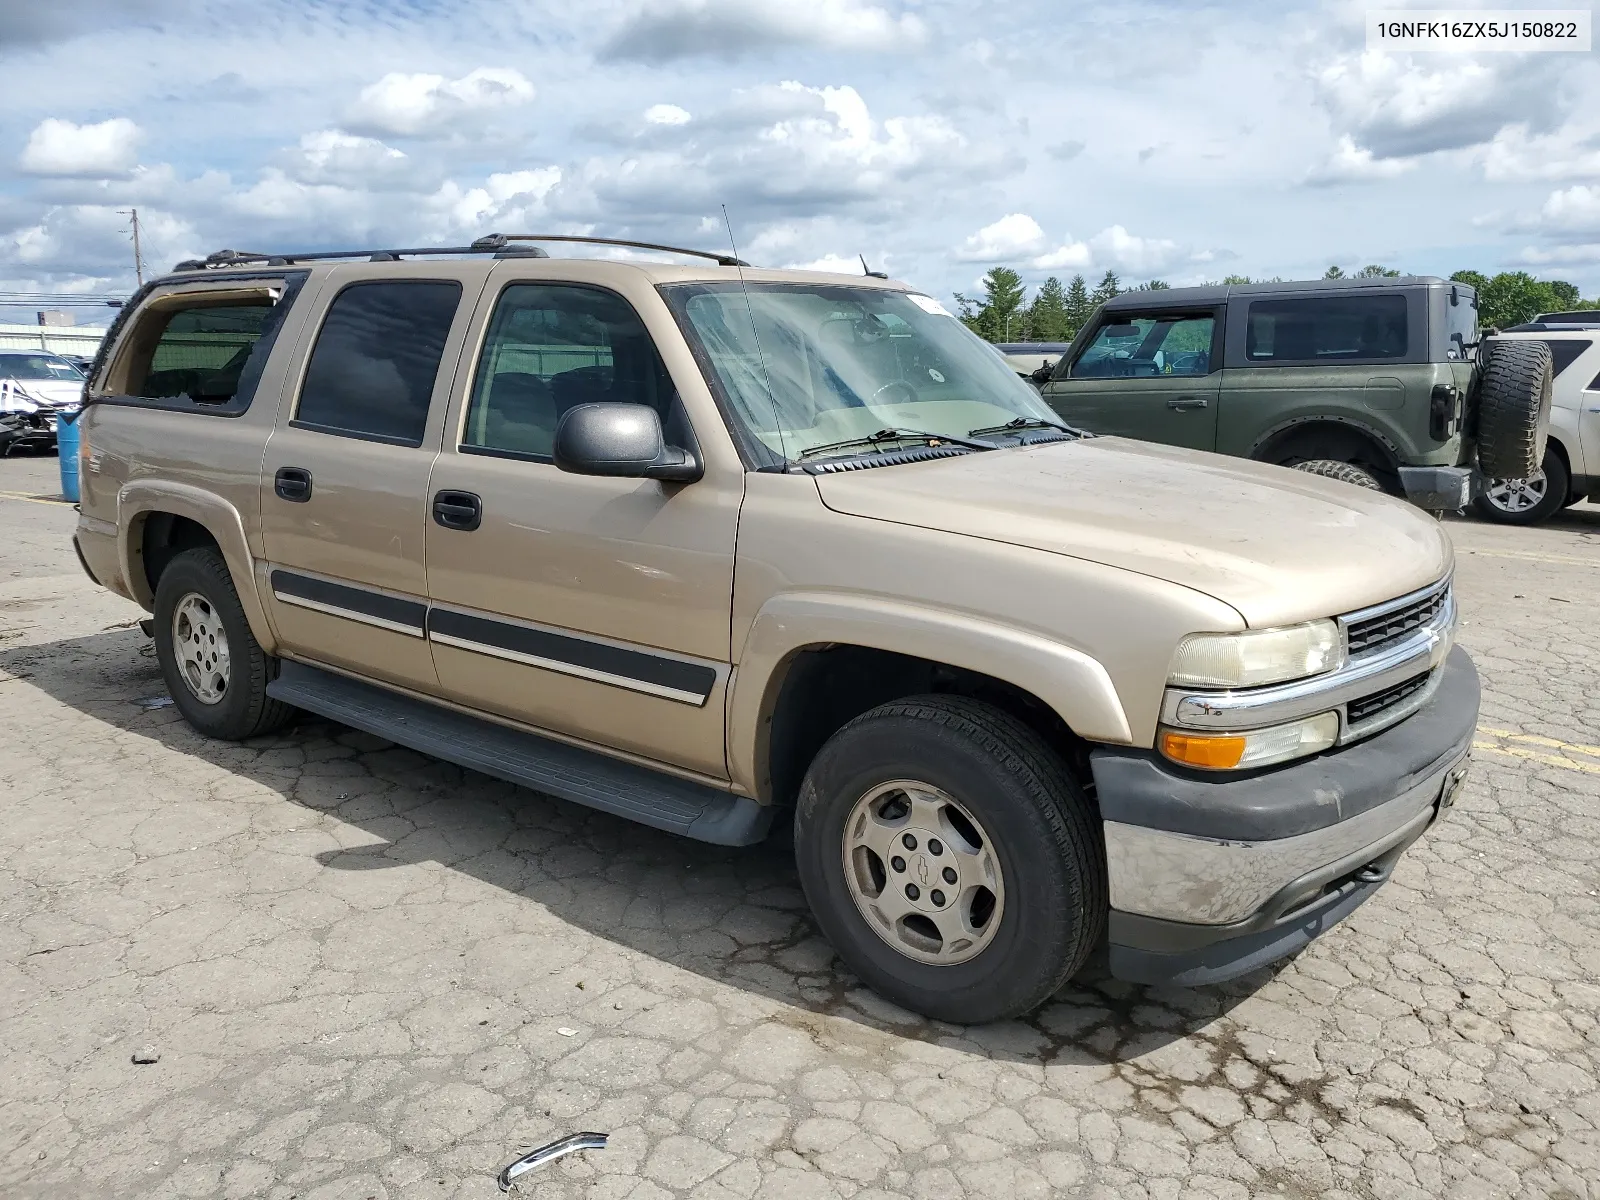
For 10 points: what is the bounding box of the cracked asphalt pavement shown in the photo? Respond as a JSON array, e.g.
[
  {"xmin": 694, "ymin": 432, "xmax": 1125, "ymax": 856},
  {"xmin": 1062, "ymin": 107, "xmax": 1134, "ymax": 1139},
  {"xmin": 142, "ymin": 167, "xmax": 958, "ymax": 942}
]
[{"xmin": 2, "ymin": 455, "xmax": 1598, "ymax": 1200}]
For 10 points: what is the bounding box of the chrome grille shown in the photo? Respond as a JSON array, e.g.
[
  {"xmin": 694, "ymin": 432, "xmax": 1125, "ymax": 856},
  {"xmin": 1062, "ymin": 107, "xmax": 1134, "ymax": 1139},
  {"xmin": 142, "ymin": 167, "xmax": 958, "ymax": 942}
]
[
  {"xmin": 1344, "ymin": 581, "xmax": 1450, "ymax": 656},
  {"xmin": 1347, "ymin": 670, "xmax": 1431, "ymax": 725}
]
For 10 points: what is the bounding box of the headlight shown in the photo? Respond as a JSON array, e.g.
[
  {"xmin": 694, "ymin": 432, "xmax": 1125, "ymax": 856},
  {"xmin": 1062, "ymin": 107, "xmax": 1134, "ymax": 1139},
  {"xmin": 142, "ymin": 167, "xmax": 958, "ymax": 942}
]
[
  {"xmin": 1169, "ymin": 620, "xmax": 1343, "ymax": 689},
  {"xmin": 1160, "ymin": 712, "xmax": 1339, "ymax": 771}
]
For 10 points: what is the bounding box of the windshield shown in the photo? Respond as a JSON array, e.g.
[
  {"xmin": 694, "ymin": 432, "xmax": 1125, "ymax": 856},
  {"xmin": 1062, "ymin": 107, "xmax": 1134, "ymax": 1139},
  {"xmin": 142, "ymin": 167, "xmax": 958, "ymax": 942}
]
[
  {"xmin": 663, "ymin": 282, "xmax": 1062, "ymax": 464},
  {"xmin": 0, "ymin": 353, "xmax": 84, "ymax": 382}
]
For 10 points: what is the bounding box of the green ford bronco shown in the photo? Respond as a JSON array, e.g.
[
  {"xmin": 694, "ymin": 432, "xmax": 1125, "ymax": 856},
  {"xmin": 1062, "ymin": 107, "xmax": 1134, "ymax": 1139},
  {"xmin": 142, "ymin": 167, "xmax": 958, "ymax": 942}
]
[{"xmin": 1041, "ymin": 276, "xmax": 1553, "ymax": 510}]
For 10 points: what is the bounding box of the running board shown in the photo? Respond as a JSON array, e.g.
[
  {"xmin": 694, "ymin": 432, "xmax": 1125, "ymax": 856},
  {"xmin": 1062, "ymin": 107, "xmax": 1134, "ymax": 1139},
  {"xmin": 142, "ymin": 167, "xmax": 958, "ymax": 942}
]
[{"xmin": 267, "ymin": 660, "xmax": 774, "ymax": 846}]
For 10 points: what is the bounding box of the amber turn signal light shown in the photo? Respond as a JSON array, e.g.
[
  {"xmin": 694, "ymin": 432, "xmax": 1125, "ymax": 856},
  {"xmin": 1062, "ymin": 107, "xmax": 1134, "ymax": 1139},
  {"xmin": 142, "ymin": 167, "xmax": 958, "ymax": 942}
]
[{"xmin": 1159, "ymin": 730, "xmax": 1247, "ymax": 770}]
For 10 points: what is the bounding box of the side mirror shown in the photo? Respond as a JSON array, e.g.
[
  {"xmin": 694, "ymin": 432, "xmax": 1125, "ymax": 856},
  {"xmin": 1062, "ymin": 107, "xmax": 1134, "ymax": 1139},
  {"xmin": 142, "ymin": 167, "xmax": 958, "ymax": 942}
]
[
  {"xmin": 1030, "ymin": 360, "xmax": 1055, "ymax": 384},
  {"xmin": 553, "ymin": 402, "xmax": 702, "ymax": 483}
]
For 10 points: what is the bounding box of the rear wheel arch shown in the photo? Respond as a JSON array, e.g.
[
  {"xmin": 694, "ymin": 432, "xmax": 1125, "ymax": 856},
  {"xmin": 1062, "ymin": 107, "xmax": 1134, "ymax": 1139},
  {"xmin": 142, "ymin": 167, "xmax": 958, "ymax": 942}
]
[
  {"xmin": 117, "ymin": 485, "xmax": 278, "ymax": 653},
  {"xmin": 1252, "ymin": 418, "xmax": 1403, "ymax": 491}
]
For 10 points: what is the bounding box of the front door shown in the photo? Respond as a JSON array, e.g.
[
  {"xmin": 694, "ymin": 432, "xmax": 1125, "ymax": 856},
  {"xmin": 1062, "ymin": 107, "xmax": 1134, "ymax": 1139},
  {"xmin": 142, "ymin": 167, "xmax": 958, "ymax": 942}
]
[
  {"xmin": 1043, "ymin": 310, "xmax": 1221, "ymax": 450},
  {"xmin": 423, "ymin": 275, "xmax": 742, "ymax": 779},
  {"xmin": 260, "ymin": 268, "xmax": 482, "ymax": 692}
]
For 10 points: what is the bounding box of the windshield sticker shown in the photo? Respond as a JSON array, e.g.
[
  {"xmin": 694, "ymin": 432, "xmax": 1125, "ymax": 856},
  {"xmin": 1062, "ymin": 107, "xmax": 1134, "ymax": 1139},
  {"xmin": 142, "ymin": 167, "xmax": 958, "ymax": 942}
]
[
  {"xmin": 927, "ymin": 368, "xmax": 946, "ymax": 383},
  {"xmin": 907, "ymin": 294, "xmax": 954, "ymax": 317}
]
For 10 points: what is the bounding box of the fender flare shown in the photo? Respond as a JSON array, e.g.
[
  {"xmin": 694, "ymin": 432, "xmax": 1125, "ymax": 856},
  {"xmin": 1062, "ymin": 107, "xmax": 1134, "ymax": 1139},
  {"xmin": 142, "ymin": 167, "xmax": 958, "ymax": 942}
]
[
  {"xmin": 727, "ymin": 592, "xmax": 1133, "ymax": 798},
  {"xmin": 1249, "ymin": 414, "xmax": 1404, "ymax": 466},
  {"xmin": 117, "ymin": 480, "xmax": 278, "ymax": 653}
]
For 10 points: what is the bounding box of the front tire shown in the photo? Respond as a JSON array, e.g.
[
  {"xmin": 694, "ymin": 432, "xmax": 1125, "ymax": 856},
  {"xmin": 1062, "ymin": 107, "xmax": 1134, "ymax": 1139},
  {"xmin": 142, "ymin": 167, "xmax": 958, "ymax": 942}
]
[
  {"xmin": 153, "ymin": 547, "xmax": 295, "ymax": 740},
  {"xmin": 794, "ymin": 696, "xmax": 1105, "ymax": 1024}
]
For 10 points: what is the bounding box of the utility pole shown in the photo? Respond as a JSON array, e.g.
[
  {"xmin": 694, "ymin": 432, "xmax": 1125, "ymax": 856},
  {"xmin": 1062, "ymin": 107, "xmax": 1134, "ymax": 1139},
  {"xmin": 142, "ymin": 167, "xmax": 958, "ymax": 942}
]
[{"xmin": 118, "ymin": 208, "xmax": 144, "ymax": 285}]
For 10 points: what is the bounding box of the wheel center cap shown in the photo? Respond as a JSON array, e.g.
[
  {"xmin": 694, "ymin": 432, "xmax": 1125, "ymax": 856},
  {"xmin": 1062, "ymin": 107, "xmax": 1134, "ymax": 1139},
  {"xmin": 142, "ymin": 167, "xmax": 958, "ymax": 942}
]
[{"xmin": 894, "ymin": 825, "xmax": 955, "ymax": 913}]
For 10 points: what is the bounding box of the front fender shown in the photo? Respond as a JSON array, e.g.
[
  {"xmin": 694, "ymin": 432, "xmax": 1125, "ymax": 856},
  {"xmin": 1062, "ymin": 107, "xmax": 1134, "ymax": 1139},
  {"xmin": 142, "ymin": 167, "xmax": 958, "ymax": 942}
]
[
  {"xmin": 117, "ymin": 479, "xmax": 278, "ymax": 653},
  {"xmin": 727, "ymin": 591, "xmax": 1134, "ymax": 798}
]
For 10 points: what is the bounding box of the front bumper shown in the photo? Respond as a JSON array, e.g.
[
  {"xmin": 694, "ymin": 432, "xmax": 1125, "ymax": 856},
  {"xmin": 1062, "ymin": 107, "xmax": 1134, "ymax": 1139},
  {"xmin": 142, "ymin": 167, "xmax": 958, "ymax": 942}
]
[{"xmin": 1093, "ymin": 645, "xmax": 1479, "ymax": 986}]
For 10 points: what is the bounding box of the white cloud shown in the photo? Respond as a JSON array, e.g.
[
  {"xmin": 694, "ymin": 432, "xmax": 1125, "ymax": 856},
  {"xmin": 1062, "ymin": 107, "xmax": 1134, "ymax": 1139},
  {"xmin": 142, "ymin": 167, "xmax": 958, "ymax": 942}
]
[
  {"xmin": 758, "ymin": 81, "xmax": 965, "ymax": 181},
  {"xmin": 2, "ymin": 203, "xmax": 195, "ymax": 275},
  {"xmin": 784, "ymin": 253, "xmax": 870, "ymax": 273},
  {"xmin": 19, "ymin": 117, "xmax": 141, "ymax": 177},
  {"xmin": 956, "ymin": 213, "xmax": 1045, "ymax": 262},
  {"xmin": 1029, "ymin": 226, "xmax": 1184, "ymax": 276},
  {"xmin": 347, "ymin": 67, "xmax": 535, "ymax": 137},
  {"xmin": 1480, "ymin": 124, "xmax": 1600, "ymax": 183},
  {"xmin": 429, "ymin": 167, "xmax": 563, "ymax": 235},
  {"xmin": 1313, "ymin": 51, "xmax": 1557, "ymax": 160},
  {"xmin": 1031, "ymin": 240, "xmax": 1092, "ymax": 271},
  {"xmin": 644, "ymin": 104, "xmax": 692, "ymax": 126},
  {"xmin": 1530, "ymin": 185, "xmax": 1600, "ymax": 236},
  {"xmin": 290, "ymin": 130, "xmax": 407, "ymax": 185},
  {"xmin": 1305, "ymin": 136, "xmax": 1418, "ymax": 186},
  {"xmin": 1512, "ymin": 243, "xmax": 1600, "ymax": 267},
  {"xmin": 601, "ymin": 0, "xmax": 927, "ymax": 61}
]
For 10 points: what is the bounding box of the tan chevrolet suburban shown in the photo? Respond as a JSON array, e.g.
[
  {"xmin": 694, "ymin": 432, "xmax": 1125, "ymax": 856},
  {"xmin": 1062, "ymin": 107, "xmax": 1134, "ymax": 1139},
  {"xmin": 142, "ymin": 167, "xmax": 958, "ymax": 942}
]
[{"xmin": 71, "ymin": 235, "xmax": 1478, "ymax": 1023}]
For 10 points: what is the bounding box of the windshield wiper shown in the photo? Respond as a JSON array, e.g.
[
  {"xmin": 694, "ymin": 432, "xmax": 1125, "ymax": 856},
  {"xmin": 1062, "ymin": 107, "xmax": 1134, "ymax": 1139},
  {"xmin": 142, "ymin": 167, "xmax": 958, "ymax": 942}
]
[
  {"xmin": 795, "ymin": 426, "xmax": 994, "ymax": 461},
  {"xmin": 967, "ymin": 416, "xmax": 1082, "ymax": 438}
]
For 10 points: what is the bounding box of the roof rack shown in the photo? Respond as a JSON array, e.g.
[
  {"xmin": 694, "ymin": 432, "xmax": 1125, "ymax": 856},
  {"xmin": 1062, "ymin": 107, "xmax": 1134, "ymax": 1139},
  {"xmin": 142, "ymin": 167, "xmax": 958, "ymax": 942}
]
[{"xmin": 171, "ymin": 233, "xmax": 748, "ymax": 273}]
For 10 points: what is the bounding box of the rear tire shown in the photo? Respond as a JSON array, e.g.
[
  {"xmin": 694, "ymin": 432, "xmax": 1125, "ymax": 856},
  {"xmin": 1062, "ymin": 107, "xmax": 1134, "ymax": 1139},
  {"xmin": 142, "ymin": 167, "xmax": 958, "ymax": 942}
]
[
  {"xmin": 793, "ymin": 695, "xmax": 1104, "ymax": 1024},
  {"xmin": 153, "ymin": 548, "xmax": 296, "ymax": 740},
  {"xmin": 1292, "ymin": 459, "xmax": 1384, "ymax": 491},
  {"xmin": 1476, "ymin": 339, "xmax": 1553, "ymax": 479},
  {"xmin": 1474, "ymin": 446, "xmax": 1569, "ymax": 526}
]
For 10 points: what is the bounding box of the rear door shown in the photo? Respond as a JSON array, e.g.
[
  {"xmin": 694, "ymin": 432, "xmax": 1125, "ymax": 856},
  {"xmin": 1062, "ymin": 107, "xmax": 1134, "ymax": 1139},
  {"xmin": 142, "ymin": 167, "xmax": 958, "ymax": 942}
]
[
  {"xmin": 259, "ymin": 264, "xmax": 490, "ymax": 692},
  {"xmin": 1042, "ymin": 309, "xmax": 1221, "ymax": 450},
  {"xmin": 1215, "ymin": 290, "xmax": 1419, "ymax": 458}
]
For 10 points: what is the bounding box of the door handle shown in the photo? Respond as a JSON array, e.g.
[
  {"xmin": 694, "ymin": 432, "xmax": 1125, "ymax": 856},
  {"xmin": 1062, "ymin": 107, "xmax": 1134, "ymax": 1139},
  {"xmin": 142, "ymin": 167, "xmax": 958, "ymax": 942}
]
[
  {"xmin": 1167, "ymin": 396, "xmax": 1208, "ymax": 411},
  {"xmin": 432, "ymin": 490, "xmax": 482, "ymax": 531},
  {"xmin": 274, "ymin": 466, "xmax": 313, "ymax": 502}
]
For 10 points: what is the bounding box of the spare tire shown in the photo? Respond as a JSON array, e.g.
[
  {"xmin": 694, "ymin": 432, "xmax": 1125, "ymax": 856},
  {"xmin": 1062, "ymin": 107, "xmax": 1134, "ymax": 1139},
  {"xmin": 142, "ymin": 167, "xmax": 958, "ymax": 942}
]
[{"xmin": 1475, "ymin": 339, "xmax": 1552, "ymax": 479}]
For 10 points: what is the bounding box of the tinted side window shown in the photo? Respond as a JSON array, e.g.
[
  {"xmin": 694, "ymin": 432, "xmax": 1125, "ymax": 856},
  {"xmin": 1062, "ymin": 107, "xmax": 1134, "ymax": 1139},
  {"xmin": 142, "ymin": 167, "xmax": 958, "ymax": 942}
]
[
  {"xmin": 1541, "ymin": 339, "xmax": 1592, "ymax": 378},
  {"xmin": 138, "ymin": 304, "xmax": 275, "ymax": 403},
  {"xmin": 295, "ymin": 281, "xmax": 462, "ymax": 445},
  {"xmin": 1072, "ymin": 314, "xmax": 1215, "ymax": 378},
  {"xmin": 462, "ymin": 284, "xmax": 675, "ymax": 461},
  {"xmin": 1245, "ymin": 296, "xmax": 1407, "ymax": 362}
]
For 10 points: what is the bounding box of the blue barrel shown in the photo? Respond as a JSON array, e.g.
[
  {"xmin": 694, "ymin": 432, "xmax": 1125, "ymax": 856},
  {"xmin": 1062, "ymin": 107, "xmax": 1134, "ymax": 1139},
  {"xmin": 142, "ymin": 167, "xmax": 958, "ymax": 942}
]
[{"xmin": 57, "ymin": 411, "xmax": 81, "ymax": 503}]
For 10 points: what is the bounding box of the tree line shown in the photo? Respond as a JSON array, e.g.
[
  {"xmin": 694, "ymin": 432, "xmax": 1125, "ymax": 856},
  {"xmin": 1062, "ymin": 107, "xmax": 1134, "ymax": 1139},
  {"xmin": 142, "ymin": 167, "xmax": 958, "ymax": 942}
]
[{"xmin": 954, "ymin": 264, "xmax": 1600, "ymax": 344}]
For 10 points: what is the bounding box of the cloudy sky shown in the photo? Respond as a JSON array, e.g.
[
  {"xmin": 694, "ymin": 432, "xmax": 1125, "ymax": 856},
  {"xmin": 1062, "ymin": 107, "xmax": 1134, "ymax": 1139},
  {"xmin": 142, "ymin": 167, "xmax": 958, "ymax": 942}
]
[{"xmin": 2, "ymin": 0, "xmax": 1598, "ymax": 325}]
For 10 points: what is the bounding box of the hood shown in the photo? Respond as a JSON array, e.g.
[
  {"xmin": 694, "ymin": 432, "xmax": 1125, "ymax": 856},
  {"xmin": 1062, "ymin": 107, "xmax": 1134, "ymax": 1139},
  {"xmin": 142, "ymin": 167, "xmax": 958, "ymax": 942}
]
[
  {"xmin": 813, "ymin": 437, "xmax": 1452, "ymax": 628},
  {"xmin": 0, "ymin": 379, "xmax": 81, "ymax": 411}
]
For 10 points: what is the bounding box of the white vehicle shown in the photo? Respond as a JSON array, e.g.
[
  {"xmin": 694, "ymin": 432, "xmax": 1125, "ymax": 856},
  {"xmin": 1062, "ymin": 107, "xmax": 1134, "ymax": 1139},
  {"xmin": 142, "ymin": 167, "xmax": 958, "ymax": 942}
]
[
  {"xmin": 1474, "ymin": 318, "xmax": 1600, "ymax": 524},
  {"xmin": 0, "ymin": 350, "xmax": 84, "ymax": 455}
]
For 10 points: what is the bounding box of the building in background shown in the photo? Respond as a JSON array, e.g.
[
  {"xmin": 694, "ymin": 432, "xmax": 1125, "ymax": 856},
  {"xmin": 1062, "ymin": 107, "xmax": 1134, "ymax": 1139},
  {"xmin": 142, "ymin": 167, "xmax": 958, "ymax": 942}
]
[{"xmin": 0, "ymin": 321, "xmax": 109, "ymax": 359}]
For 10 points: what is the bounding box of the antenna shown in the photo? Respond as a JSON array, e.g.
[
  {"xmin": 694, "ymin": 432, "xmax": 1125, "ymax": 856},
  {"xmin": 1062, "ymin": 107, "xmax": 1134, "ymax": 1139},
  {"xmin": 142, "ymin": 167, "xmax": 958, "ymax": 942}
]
[
  {"xmin": 859, "ymin": 254, "xmax": 888, "ymax": 280},
  {"xmin": 117, "ymin": 208, "xmax": 145, "ymax": 285},
  {"xmin": 721, "ymin": 205, "xmax": 790, "ymax": 466}
]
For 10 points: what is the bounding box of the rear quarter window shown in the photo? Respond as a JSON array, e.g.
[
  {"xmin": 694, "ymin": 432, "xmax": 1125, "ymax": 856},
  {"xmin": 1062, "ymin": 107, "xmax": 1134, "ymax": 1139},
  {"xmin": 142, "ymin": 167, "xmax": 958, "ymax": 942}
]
[
  {"xmin": 1540, "ymin": 339, "xmax": 1592, "ymax": 378},
  {"xmin": 1244, "ymin": 295, "xmax": 1408, "ymax": 363},
  {"xmin": 95, "ymin": 275, "xmax": 305, "ymax": 416}
]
